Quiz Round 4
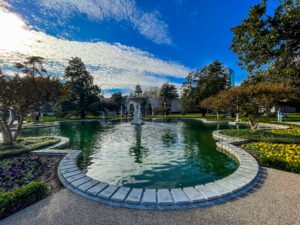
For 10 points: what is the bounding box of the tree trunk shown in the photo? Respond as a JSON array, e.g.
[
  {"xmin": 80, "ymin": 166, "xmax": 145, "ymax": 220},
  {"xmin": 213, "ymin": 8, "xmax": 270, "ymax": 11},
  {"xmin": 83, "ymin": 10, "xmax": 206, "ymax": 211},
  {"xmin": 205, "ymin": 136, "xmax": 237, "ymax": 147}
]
[
  {"xmin": 235, "ymin": 113, "xmax": 240, "ymax": 122},
  {"xmin": 80, "ymin": 110, "xmax": 86, "ymax": 119},
  {"xmin": 216, "ymin": 112, "xmax": 219, "ymax": 120},
  {"xmin": 0, "ymin": 118, "xmax": 13, "ymax": 145},
  {"xmin": 13, "ymin": 114, "xmax": 24, "ymax": 141},
  {"xmin": 249, "ymin": 117, "xmax": 259, "ymax": 131}
]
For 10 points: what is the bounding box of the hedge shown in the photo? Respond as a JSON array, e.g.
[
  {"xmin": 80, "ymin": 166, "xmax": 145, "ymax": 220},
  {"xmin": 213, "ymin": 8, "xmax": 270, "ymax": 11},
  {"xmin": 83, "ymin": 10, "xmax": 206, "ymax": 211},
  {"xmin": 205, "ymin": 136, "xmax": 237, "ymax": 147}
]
[{"xmin": 0, "ymin": 181, "xmax": 48, "ymax": 219}]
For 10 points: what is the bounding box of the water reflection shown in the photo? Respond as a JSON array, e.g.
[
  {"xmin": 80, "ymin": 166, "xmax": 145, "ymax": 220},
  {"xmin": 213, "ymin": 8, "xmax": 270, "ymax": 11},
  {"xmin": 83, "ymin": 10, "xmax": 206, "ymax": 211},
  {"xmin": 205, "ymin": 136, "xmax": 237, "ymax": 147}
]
[{"xmin": 129, "ymin": 125, "xmax": 149, "ymax": 163}]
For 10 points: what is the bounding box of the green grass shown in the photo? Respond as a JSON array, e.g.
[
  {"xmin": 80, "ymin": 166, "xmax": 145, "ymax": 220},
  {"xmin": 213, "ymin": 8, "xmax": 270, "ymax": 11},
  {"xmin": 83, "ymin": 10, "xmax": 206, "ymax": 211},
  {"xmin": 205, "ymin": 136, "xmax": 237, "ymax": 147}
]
[
  {"xmin": 24, "ymin": 113, "xmax": 300, "ymax": 125},
  {"xmin": 221, "ymin": 129, "xmax": 300, "ymax": 144},
  {"xmin": 0, "ymin": 137, "xmax": 60, "ymax": 159},
  {"xmin": 144, "ymin": 113, "xmax": 203, "ymax": 119}
]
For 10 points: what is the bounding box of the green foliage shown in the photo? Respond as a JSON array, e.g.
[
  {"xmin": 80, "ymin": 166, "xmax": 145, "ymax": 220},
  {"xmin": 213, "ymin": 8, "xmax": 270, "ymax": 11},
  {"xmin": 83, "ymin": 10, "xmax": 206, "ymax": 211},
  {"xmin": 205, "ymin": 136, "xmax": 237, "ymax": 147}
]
[
  {"xmin": 15, "ymin": 56, "xmax": 47, "ymax": 77},
  {"xmin": 0, "ymin": 155, "xmax": 47, "ymax": 192},
  {"xmin": 181, "ymin": 60, "xmax": 232, "ymax": 114},
  {"xmin": 0, "ymin": 57, "xmax": 67, "ymax": 144},
  {"xmin": 0, "ymin": 137, "xmax": 60, "ymax": 159},
  {"xmin": 231, "ymin": 0, "xmax": 300, "ymax": 85},
  {"xmin": 111, "ymin": 92, "xmax": 123, "ymax": 113},
  {"xmin": 221, "ymin": 129, "xmax": 300, "ymax": 144},
  {"xmin": 201, "ymin": 82, "xmax": 295, "ymax": 130},
  {"xmin": 0, "ymin": 181, "xmax": 47, "ymax": 219},
  {"xmin": 159, "ymin": 83, "xmax": 178, "ymax": 106},
  {"xmin": 62, "ymin": 57, "xmax": 101, "ymax": 119}
]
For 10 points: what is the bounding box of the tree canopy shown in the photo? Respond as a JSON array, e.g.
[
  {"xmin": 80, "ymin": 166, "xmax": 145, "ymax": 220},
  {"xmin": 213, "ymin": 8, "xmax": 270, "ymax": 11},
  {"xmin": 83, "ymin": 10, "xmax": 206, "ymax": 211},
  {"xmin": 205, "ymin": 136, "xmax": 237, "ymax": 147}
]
[
  {"xmin": 231, "ymin": 0, "xmax": 300, "ymax": 83},
  {"xmin": 159, "ymin": 83, "xmax": 178, "ymax": 106},
  {"xmin": 0, "ymin": 57, "xmax": 67, "ymax": 144},
  {"xmin": 181, "ymin": 60, "xmax": 232, "ymax": 114},
  {"xmin": 62, "ymin": 57, "xmax": 101, "ymax": 118},
  {"xmin": 201, "ymin": 82, "xmax": 295, "ymax": 130},
  {"xmin": 111, "ymin": 92, "xmax": 123, "ymax": 113}
]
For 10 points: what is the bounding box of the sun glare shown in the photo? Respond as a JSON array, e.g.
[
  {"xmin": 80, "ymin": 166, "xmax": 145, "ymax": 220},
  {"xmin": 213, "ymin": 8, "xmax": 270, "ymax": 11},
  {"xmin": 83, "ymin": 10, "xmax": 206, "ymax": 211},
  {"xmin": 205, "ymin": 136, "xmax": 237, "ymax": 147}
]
[{"xmin": 0, "ymin": 10, "xmax": 33, "ymax": 53}]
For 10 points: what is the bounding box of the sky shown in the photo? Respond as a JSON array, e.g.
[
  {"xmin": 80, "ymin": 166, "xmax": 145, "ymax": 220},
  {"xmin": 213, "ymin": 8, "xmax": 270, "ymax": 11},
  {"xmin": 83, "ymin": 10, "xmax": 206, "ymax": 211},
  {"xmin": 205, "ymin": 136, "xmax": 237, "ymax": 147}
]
[{"xmin": 0, "ymin": 0, "xmax": 277, "ymax": 96}]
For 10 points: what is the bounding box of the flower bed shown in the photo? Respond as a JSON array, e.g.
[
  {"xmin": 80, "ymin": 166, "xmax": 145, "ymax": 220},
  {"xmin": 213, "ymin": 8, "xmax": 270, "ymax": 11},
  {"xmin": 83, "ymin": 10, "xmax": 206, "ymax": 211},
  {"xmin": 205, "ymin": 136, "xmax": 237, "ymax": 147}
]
[
  {"xmin": 271, "ymin": 128, "xmax": 300, "ymax": 136},
  {"xmin": 242, "ymin": 142, "xmax": 300, "ymax": 173},
  {"xmin": 0, "ymin": 155, "xmax": 47, "ymax": 192}
]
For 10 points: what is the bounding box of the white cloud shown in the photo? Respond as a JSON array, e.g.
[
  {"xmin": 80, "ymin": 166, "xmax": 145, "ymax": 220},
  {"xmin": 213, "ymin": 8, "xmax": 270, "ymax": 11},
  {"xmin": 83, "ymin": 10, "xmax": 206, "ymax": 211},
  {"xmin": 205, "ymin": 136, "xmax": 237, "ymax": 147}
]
[
  {"xmin": 0, "ymin": 7, "xmax": 190, "ymax": 93},
  {"xmin": 32, "ymin": 0, "xmax": 172, "ymax": 45}
]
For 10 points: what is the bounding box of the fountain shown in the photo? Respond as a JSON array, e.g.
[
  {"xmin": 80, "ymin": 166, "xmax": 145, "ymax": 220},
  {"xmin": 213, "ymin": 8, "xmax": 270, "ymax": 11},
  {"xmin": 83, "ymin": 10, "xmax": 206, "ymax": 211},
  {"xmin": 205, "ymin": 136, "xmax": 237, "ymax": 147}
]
[
  {"xmin": 129, "ymin": 97, "xmax": 144, "ymax": 125},
  {"xmin": 128, "ymin": 84, "xmax": 144, "ymax": 125}
]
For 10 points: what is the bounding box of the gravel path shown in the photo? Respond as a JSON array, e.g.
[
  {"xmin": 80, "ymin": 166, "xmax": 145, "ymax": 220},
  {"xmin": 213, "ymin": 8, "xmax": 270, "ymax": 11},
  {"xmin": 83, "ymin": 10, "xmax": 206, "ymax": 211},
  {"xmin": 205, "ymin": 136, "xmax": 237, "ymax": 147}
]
[{"xmin": 1, "ymin": 168, "xmax": 299, "ymax": 225}]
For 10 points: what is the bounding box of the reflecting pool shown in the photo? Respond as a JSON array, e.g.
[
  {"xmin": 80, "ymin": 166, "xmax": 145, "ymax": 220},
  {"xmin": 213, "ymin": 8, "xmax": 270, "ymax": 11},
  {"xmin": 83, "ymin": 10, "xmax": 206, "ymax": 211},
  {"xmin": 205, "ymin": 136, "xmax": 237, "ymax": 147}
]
[{"xmin": 22, "ymin": 119, "xmax": 240, "ymax": 188}]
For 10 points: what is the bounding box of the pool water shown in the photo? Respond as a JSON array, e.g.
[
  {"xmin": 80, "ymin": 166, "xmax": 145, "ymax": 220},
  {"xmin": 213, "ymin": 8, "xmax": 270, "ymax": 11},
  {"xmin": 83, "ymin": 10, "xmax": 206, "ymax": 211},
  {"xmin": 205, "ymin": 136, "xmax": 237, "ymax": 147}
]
[{"xmin": 22, "ymin": 119, "xmax": 240, "ymax": 188}]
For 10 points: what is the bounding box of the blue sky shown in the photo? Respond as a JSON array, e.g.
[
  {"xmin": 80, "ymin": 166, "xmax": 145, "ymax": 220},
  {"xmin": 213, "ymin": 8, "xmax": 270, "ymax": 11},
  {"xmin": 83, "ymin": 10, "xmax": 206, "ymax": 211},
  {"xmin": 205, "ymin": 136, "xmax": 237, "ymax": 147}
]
[{"xmin": 0, "ymin": 0, "xmax": 277, "ymax": 95}]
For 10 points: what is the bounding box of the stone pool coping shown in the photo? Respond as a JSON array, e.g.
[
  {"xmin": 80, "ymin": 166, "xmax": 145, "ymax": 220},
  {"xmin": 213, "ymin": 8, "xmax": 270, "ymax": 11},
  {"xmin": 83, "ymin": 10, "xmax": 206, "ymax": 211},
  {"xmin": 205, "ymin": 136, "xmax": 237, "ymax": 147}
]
[{"xmin": 53, "ymin": 135, "xmax": 261, "ymax": 210}]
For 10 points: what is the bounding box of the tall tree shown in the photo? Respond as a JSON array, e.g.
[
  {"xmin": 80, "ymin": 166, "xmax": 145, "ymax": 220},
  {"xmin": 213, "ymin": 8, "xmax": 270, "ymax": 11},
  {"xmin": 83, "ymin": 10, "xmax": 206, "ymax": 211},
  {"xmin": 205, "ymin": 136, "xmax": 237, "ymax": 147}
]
[
  {"xmin": 159, "ymin": 83, "xmax": 178, "ymax": 106},
  {"xmin": 111, "ymin": 92, "xmax": 123, "ymax": 114},
  {"xmin": 181, "ymin": 60, "xmax": 232, "ymax": 115},
  {"xmin": 64, "ymin": 57, "xmax": 101, "ymax": 119},
  {"xmin": 231, "ymin": 0, "xmax": 300, "ymax": 83},
  {"xmin": 15, "ymin": 56, "xmax": 47, "ymax": 77}
]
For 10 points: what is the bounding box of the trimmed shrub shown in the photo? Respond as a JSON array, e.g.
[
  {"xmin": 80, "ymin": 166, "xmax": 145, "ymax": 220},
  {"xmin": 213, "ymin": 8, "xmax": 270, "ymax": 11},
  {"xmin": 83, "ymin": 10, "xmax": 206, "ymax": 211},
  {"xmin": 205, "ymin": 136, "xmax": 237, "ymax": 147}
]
[{"xmin": 0, "ymin": 181, "xmax": 48, "ymax": 219}]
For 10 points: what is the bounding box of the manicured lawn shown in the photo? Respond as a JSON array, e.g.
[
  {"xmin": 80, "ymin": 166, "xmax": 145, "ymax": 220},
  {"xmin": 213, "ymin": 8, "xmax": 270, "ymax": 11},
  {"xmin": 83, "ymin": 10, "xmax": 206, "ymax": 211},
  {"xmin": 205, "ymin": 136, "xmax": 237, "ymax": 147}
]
[
  {"xmin": 145, "ymin": 113, "xmax": 203, "ymax": 119},
  {"xmin": 0, "ymin": 137, "xmax": 60, "ymax": 159},
  {"xmin": 221, "ymin": 128, "xmax": 300, "ymax": 144},
  {"xmin": 24, "ymin": 113, "xmax": 300, "ymax": 125}
]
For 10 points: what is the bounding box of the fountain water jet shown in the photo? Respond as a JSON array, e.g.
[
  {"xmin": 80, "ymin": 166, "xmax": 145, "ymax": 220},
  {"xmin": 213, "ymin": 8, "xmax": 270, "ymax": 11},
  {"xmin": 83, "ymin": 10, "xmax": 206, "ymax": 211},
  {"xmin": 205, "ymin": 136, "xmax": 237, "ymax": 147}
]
[{"xmin": 129, "ymin": 97, "xmax": 144, "ymax": 125}]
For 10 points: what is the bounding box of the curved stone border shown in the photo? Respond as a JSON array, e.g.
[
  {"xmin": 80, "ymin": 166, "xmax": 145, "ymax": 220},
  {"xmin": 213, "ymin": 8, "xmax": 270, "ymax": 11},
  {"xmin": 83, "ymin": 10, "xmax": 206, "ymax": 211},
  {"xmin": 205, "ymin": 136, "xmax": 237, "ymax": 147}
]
[
  {"xmin": 57, "ymin": 138, "xmax": 261, "ymax": 210},
  {"xmin": 213, "ymin": 130, "xmax": 248, "ymax": 143},
  {"xmin": 197, "ymin": 118, "xmax": 229, "ymax": 124},
  {"xmin": 32, "ymin": 136, "xmax": 70, "ymax": 155}
]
